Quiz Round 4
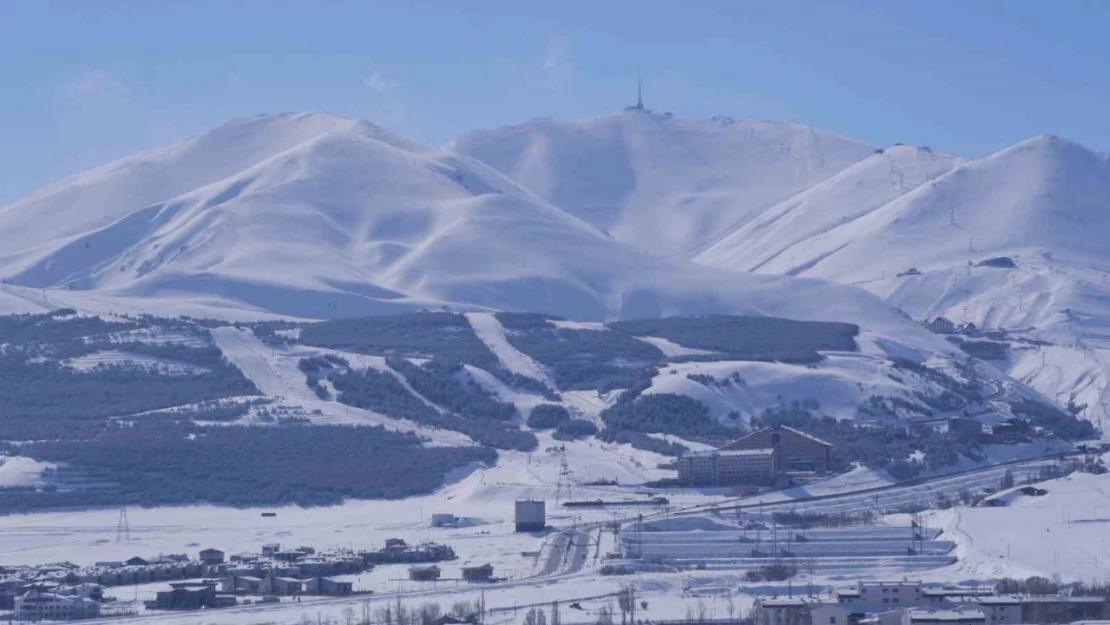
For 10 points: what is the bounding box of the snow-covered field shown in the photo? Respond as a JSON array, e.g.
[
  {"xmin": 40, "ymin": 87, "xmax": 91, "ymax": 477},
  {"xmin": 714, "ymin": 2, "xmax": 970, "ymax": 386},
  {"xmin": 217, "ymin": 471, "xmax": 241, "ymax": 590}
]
[
  {"xmin": 1, "ymin": 446, "xmax": 1104, "ymax": 625},
  {"xmin": 934, "ymin": 467, "xmax": 1110, "ymax": 581}
]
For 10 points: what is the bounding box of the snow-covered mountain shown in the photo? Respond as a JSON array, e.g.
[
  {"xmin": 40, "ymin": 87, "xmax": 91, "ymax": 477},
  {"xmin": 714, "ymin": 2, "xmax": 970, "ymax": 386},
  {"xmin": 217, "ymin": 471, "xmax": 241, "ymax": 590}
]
[
  {"xmin": 0, "ymin": 112, "xmax": 933, "ymax": 350},
  {"xmin": 698, "ymin": 135, "xmax": 1110, "ymax": 279},
  {"xmin": 453, "ymin": 113, "xmax": 1110, "ymax": 425},
  {"xmin": 5, "ymin": 109, "xmax": 1109, "ymax": 425},
  {"xmin": 451, "ymin": 111, "xmax": 875, "ymax": 257},
  {"xmin": 694, "ymin": 135, "xmax": 1110, "ymax": 424}
]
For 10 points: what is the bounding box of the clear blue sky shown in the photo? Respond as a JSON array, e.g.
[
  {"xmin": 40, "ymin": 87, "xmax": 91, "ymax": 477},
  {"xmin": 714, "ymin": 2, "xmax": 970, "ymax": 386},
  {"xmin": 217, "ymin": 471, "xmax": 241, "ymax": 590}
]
[{"xmin": 3, "ymin": 0, "xmax": 1109, "ymax": 204}]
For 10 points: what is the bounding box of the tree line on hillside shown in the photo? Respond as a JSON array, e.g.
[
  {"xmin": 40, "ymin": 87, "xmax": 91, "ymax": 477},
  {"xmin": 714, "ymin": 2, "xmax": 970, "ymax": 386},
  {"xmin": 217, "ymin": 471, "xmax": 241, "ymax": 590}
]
[
  {"xmin": 297, "ymin": 313, "xmax": 557, "ymax": 399},
  {"xmin": 320, "ymin": 359, "xmax": 537, "ymax": 452},
  {"xmin": 386, "ymin": 357, "xmax": 516, "ymax": 421},
  {"xmin": 0, "ymin": 311, "xmax": 259, "ymax": 441},
  {"xmin": 495, "ymin": 313, "xmax": 665, "ymax": 391},
  {"xmin": 4, "ymin": 421, "xmax": 494, "ymax": 511},
  {"xmin": 608, "ymin": 315, "xmax": 859, "ymax": 363},
  {"xmin": 0, "ymin": 351, "xmax": 258, "ymax": 441}
]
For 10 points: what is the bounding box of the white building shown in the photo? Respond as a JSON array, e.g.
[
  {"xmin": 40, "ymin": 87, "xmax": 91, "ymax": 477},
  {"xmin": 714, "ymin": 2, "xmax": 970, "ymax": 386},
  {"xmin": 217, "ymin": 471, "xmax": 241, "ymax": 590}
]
[
  {"xmin": 677, "ymin": 448, "xmax": 778, "ymax": 486},
  {"xmin": 431, "ymin": 513, "xmax": 458, "ymax": 528},
  {"xmin": 755, "ymin": 597, "xmax": 814, "ymax": 625},
  {"xmin": 859, "ymin": 581, "xmax": 924, "ymax": 607},
  {"xmin": 902, "ymin": 608, "xmax": 985, "ymax": 625},
  {"xmin": 15, "ymin": 590, "xmax": 101, "ymax": 621},
  {"xmin": 973, "ymin": 597, "xmax": 1021, "ymax": 625},
  {"xmin": 514, "ymin": 500, "xmax": 546, "ymax": 532}
]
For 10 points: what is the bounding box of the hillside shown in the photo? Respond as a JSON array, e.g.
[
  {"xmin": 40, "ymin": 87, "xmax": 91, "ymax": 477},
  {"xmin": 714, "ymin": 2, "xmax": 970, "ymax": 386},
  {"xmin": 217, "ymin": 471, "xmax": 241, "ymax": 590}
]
[
  {"xmin": 450, "ymin": 110, "xmax": 875, "ymax": 257},
  {"xmin": 0, "ymin": 112, "xmax": 955, "ymax": 359},
  {"xmin": 4, "ymin": 110, "xmax": 1109, "ymax": 429},
  {"xmin": 0, "ymin": 308, "xmax": 1087, "ymax": 513},
  {"xmin": 696, "ymin": 135, "xmax": 1110, "ymax": 425}
]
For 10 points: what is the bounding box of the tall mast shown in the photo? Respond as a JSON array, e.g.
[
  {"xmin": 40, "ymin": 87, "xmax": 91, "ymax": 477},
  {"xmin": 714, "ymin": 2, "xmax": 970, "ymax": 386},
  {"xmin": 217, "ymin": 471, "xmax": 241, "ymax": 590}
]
[{"xmin": 637, "ymin": 71, "xmax": 643, "ymax": 109}]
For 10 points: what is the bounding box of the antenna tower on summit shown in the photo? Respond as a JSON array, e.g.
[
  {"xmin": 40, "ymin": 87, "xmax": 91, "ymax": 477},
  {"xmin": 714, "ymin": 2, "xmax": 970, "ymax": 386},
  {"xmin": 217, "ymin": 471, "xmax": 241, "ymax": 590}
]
[{"xmin": 636, "ymin": 72, "xmax": 644, "ymax": 110}]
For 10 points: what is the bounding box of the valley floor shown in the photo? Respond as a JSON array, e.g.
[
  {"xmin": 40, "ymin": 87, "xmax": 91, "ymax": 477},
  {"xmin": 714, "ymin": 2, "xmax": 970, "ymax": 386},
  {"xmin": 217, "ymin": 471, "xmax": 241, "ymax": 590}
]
[{"xmin": 2, "ymin": 445, "xmax": 1108, "ymax": 625}]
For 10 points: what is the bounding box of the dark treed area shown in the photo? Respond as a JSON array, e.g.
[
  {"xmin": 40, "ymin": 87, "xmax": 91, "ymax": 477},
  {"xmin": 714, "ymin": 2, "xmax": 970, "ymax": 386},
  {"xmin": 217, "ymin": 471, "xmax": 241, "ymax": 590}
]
[
  {"xmin": 297, "ymin": 312, "xmax": 555, "ymax": 398},
  {"xmin": 0, "ymin": 311, "xmax": 259, "ymax": 441},
  {"xmin": 4, "ymin": 422, "xmax": 494, "ymax": 511},
  {"xmin": 318, "ymin": 358, "xmax": 537, "ymax": 451},
  {"xmin": 526, "ymin": 404, "xmax": 571, "ymax": 429},
  {"xmin": 600, "ymin": 393, "xmax": 737, "ymax": 443},
  {"xmin": 607, "ymin": 315, "xmax": 859, "ymax": 362},
  {"xmin": 386, "ymin": 358, "xmax": 516, "ymax": 422},
  {"xmin": 299, "ymin": 312, "xmax": 500, "ymax": 369},
  {"xmin": 495, "ymin": 312, "xmax": 665, "ymax": 391}
]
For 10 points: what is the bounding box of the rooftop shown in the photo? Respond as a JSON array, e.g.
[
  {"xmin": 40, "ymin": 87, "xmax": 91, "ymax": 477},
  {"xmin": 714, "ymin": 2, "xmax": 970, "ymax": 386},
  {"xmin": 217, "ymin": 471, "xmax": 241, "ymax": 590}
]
[
  {"xmin": 906, "ymin": 609, "xmax": 986, "ymax": 622},
  {"xmin": 977, "ymin": 597, "xmax": 1022, "ymax": 605},
  {"xmin": 686, "ymin": 448, "xmax": 777, "ymax": 458},
  {"xmin": 759, "ymin": 597, "xmax": 811, "ymax": 607}
]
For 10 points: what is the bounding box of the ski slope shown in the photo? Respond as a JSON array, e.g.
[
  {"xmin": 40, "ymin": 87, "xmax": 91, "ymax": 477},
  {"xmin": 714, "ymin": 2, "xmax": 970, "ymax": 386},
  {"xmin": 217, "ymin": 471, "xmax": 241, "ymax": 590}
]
[{"xmin": 465, "ymin": 312, "xmax": 556, "ymax": 391}]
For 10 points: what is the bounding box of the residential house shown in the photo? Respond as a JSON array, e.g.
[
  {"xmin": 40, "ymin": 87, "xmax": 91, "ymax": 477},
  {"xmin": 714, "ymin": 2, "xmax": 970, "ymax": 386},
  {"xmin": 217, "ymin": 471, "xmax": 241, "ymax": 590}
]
[
  {"xmin": 755, "ymin": 597, "xmax": 814, "ymax": 625},
  {"xmin": 271, "ymin": 577, "xmax": 305, "ymax": 596},
  {"xmin": 154, "ymin": 582, "xmax": 218, "ymax": 610},
  {"xmin": 461, "ymin": 564, "xmax": 494, "ymax": 582},
  {"xmin": 928, "ymin": 318, "xmax": 957, "ymax": 335},
  {"xmin": 902, "ymin": 608, "xmax": 986, "ymax": 625},
  {"xmin": 199, "ymin": 549, "xmax": 226, "ymax": 565},
  {"xmin": 304, "ymin": 577, "xmax": 353, "ymax": 596},
  {"xmin": 409, "ymin": 565, "xmax": 441, "ymax": 581},
  {"xmin": 15, "ymin": 590, "xmax": 101, "ymax": 621},
  {"xmin": 1019, "ymin": 596, "xmax": 1108, "ymax": 623},
  {"xmin": 974, "ymin": 597, "xmax": 1021, "ymax": 625}
]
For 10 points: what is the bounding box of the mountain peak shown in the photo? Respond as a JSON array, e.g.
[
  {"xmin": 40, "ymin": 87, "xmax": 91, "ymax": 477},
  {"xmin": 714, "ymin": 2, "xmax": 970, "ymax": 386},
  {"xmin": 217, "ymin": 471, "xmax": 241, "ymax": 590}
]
[{"xmin": 452, "ymin": 112, "xmax": 876, "ymax": 256}]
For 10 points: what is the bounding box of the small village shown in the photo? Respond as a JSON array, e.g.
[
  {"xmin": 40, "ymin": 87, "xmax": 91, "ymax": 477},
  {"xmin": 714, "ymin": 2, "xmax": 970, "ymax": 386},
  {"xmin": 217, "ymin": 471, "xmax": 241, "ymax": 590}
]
[
  {"xmin": 0, "ymin": 537, "xmax": 485, "ymax": 621},
  {"xmin": 752, "ymin": 580, "xmax": 1110, "ymax": 625}
]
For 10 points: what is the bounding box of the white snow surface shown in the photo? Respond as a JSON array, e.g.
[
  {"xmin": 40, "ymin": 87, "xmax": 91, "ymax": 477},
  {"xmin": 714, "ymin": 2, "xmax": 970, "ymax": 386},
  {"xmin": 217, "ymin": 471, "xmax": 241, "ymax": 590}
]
[
  {"xmin": 465, "ymin": 312, "xmax": 555, "ymax": 390},
  {"xmin": 0, "ymin": 456, "xmax": 52, "ymax": 488},
  {"xmin": 935, "ymin": 470, "xmax": 1110, "ymax": 580},
  {"xmin": 0, "ymin": 111, "xmax": 943, "ymax": 362},
  {"xmin": 690, "ymin": 135, "xmax": 1110, "ymax": 423},
  {"xmin": 451, "ymin": 111, "xmax": 875, "ymax": 257}
]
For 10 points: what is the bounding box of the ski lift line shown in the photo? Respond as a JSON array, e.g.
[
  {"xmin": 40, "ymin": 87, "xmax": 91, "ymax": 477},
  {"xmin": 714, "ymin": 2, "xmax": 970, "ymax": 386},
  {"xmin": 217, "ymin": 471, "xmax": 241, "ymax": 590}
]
[{"xmin": 649, "ymin": 113, "xmax": 739, "ymax": 185}]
